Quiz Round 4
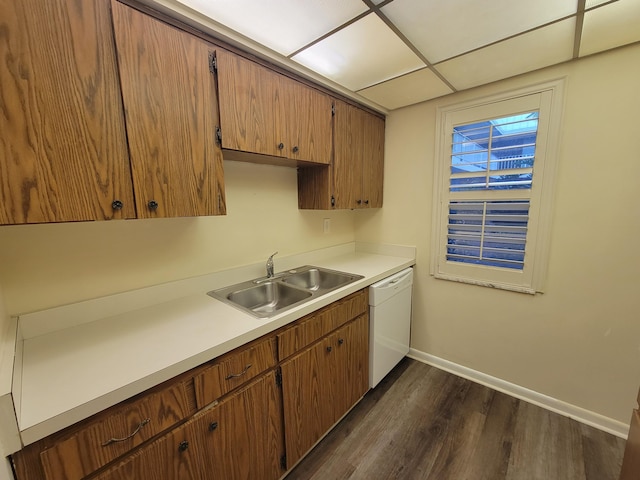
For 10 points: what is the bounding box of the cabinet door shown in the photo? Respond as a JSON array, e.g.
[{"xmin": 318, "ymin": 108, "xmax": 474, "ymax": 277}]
[
  {"xmin": 111, "ymin": 1, "xmax": 226, "ymax": 218},
  {"xmin": 332, "ymin": 314, "xmax": 370, "ymax": 422},
  {"xmin": 216, "ymin": 49, "xmax": 283, "ymax": 158},
  {"xmin": 217, "ymin": 49, "xmax": 331, "ymax": 165},
  {"xmin": 362, "ymin": 113, "xmax": 385, "ymax": 209},
  {"xmin": 333, "ymin": 100, "xmax": 365, "ymax": 209},
  {"xmin": 332, "ymin": 99, "xmax": 385, "ymax": 209},
  {"xmin": 94, "ymin": 372, "xmax": 284, "ymax": 480},
  {"xmin": 286, "ymin": 78, "xmax": 332, "ymax": 164},
  {"xmin": 91, "ymin": 417, "xmax": 205, "ymax": 480},
  {"xmin": 0, "ymin": 0, "xmax": 135, "ymax": 224},
  {"xmin": 281, "ymin": 336, "xmax": 336, "ymax": 467},
  {"xmin": 195, "ymin": 371, "xmax": 285, "ymax": 479}
]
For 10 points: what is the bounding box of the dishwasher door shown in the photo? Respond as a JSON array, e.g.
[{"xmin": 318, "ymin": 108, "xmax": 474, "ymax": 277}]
[{"xmin": 369, "ymin": 267, "xmax": 413, "ymax": 388}]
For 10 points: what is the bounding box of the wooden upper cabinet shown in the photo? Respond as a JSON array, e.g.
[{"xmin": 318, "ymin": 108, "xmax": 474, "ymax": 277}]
[
  {"xmin": 333, "ymin": 99, "xmax": 385, "ymax": 209},
  {"xmin": 215, "ymin": 48, "xmax": 282, "ymax": 158},
  {"xmin": 298, "ymin": 99, "xmax": 384, "ymax": 210},
  {"xmin": 111, "ymin": 1, "xmax": 226, "ymax": 218},
  {"xmin": 284, "ymin": 77, "xmax": 332, "ymax": 164},
  {"xmin": 362, "ymin": 111, "xmax": 385, "ymax": 209},
  {"xmin": 216, "ymin": 49, "xmax": 332, "ymax": 165},
  {"xmin": 0, "ymin": 0, "xmax": 135, "ymax": 224}
]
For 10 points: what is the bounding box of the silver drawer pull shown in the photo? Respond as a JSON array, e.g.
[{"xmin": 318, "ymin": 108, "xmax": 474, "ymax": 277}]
[
  {"xmin": 225, "ymin": 364, "xmax": 252, "ymax": 380},
  {"xmin": 102, "ymin": 418, "xmax": 151, "ymax": 446}
]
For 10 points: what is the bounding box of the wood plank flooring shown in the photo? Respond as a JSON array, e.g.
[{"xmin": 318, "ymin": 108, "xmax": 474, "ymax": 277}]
[{"xmin": 286, "ymin": 358, "xmax": 625, "ymax": 480}]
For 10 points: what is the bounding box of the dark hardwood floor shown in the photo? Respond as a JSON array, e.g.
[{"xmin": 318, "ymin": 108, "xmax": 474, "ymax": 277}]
[{"xmin": 286, "ymin": 358, "xmax": 625, "ymax": 480}]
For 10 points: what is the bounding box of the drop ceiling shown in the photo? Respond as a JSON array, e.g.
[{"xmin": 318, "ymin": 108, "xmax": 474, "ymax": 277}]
[{"xmin": 167, "ymin": 0, "xmax": 639, "ymax": 110}]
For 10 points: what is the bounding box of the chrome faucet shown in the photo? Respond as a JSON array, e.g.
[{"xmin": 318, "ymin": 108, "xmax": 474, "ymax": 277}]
[{"xmin": 266, "ymin": 251, "xmax": 278, "ymax": 278}]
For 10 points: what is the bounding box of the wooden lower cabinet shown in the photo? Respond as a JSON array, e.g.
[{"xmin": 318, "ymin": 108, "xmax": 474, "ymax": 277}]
[
  {"xmin": 11, "ymin": 289, "xmax": 370, "ymax": 480},
  {"xmin": 93, "ymin": 371, "xmax": 284, "ymax": 480},
  {"xmin": 281, "ymin": 314, "xmax": 369, "ymax": 467}
]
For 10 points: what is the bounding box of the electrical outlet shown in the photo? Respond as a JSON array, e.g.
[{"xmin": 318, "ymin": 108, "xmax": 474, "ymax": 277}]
[{"xmin": 323, "ymin": 218, "xmax": 331, "ymax": 234}]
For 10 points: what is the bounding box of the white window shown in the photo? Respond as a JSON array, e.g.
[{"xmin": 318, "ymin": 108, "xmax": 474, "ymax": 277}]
[{"xmin": 431, "ymin": 80, "xmax": 564, "ymax": 294}]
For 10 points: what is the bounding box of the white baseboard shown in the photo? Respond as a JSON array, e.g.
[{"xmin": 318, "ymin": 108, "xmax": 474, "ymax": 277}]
[{"xmin": 408, "ymin": 349, "xmax": 629, "ymax": 439}]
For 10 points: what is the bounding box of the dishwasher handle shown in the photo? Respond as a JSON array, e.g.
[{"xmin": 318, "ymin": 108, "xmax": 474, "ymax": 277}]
[{"xmin": 373, "ymin": 269, "xmax": 413, "ymax": 290}]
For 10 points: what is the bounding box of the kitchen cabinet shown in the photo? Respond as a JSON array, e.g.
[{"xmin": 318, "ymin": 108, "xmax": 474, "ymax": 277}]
[
  {"xmin": 216, "ymin": 48, "xmax": 332, "ymax": 165},
  {"xmin": 0, "ymin": 0, "xmax": 226, "ymax": 225},
  {"xmin": 280, "ymin": 294, "xmax": 369, "ymax": 467},
  {"xmin": 110, "ymin": 1, "xmax": 226, "ymax": 218},
  {"xmin": 0, "ymin": 0, "xmax": 135, "ymax": 224},
  {"xmin": 92, "ymin": 372, "xmax": 284, "ymax": 480},
  {"xmin": 297, "ymin": 100, "xmax": 385, "ymax": 210},
  {"xmin": 11, "ymin": 369, "xmax": 197, "ymax": 480},
  {"xmin": 10, "ymin": 290, "xmax": 369, "ymax": 479}
]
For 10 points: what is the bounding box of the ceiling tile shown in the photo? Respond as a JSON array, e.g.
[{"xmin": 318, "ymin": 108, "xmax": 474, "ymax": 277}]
[
  {"xmin": 291, "ymin": 13, "xmax": 425, "ymax": 91},
  {"xmin": 357, "ymin": 68, "xmax": 453, "ymax": 110},
  {"xmin": 580, "ymin": 0, "xmax": 640, "ymax": 57},
  {"xmin": 380, "ymin": 0, "xmax": 578, "ymax": 63},
  {"xmin": 175, "ymin": 0, "xmax": 367, "ymax": 56},
  {"xmin": 437, "ymin": 19, "xmax": 576, "ymax": 90},
  {"xmin": 585, "ymin": 0, "xmax": 613, "ymax": 8}
]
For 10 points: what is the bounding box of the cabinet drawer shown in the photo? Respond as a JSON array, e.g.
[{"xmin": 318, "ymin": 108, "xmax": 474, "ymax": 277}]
[
  {"xmin": 278, "ymin": 289, "xmax": 368, "ymax": 360},
  {"xmin": 36, "ymin": 381, "xmax": 192, "ymax": 480},
  {"xmin": 193, "ymin": 336, "xmax": 277, "ymax": 409}
]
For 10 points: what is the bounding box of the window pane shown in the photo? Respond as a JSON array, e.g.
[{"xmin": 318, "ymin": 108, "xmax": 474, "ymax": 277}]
[
  {"xmin": 451, "ymin": 112, "xmax": 538, "ymax": 191},
  {"xmin": 447, "ymin": 200, "xmax": 530, "ymax": 270}
]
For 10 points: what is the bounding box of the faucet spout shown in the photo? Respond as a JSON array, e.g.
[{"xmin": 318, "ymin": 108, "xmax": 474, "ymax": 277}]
[{"xmin": 266, "ymin": 251, "xmax": 278, "ymax": 278}]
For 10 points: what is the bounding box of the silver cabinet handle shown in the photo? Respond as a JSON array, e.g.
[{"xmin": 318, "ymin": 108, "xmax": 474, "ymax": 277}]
[
  {"xmin": 102, "ymin": 418, "xmax": 151, "ymax": 446},
  {"xmin": 225, "ymin": 364, "xmax": 252, "ymax": 380}
]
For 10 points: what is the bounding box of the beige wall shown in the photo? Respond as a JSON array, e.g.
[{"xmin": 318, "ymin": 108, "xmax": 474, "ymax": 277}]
[
  {"xmin": 355, "ymin": 43, "xmax": 640, "ymax": 424},
  {"xmin": 0, "ymin": 162, "xmax": 356, "ymax": 315}
]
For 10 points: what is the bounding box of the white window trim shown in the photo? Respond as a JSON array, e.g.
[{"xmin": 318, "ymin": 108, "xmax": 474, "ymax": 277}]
[{"xmin": 430, "ymin": 78, "xmax": 565, "ymax": 294}]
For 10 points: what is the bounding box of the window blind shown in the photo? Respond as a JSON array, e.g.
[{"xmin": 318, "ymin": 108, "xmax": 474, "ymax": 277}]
[{"xmin": 447, "ymin": 112, "xmax": 539, "ymax": 271}]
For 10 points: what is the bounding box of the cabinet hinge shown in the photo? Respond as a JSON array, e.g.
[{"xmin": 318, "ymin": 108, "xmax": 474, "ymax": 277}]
[
  {"xmin": 215, "ymin": 126, "xmax": 222, "ymax": 145},
  {"xmin": 331, "ymin": 195, "xmax": 336, "ymax": 207},
  {"xmin": 208, "ymin": 52, "xmax": 217, "ymax": 73},
  {"xmin": 275, "ymin": 367, "xmax": 282, "ymax": 388},
  {"xmin": 280, "ymin": 454, "xmax": 287, "ymax": 470}
]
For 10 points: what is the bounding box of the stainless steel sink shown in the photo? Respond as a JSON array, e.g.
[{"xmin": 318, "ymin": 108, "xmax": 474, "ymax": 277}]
[
  {"xmin": 208, "ymin": 266, "xmax": 363, "ymax": 318},
  {"xmin": 226, "ymin": 281, "xmax": 312, "ymax": 316},
  {"xmin": 281, "ymin": 267, "xmax": 360, "ymax": 292}
]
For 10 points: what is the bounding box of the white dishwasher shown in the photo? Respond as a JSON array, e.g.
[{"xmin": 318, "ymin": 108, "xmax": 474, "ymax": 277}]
[{"xmin": 369, "ymin": 267, "xmax": 413, "ymax": 388}]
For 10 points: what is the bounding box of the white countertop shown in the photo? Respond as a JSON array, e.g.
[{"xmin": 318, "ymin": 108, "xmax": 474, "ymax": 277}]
[{"xmin": 15, "ymin": 243, "xmax": 415, "ymax": 446}]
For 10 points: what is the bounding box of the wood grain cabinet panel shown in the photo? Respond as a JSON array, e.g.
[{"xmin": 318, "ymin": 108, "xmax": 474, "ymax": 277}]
[
  {"xmin": 90, "ymin": 410, "xmax": 205, "ymax": 480},
  {"xmin": 111, "ymin": 1, "xmax": 226, "ymax": 218},
  {"xmin": 284, "ymin": 77, "xmax": 332, "ymax": 164},
  {"xmin": 93, "ymin": 372, "xmax": 284, "ymax": 480},
  {"xmin": 215, "ymin": 48, "xmax": 283, "ymax": 158},
  {"xmin": 0, "ymin": 0, "xmax": 135, "ymax": 224},
  {"xmin": 193, "ymin": 336, "xmax": 277, "ymax": 408},
  {"xmin": 298, "ymin": 99, "xmax": 385, "ymax": 210},
  {"xmin": 281, "ymin": 301, "xmax": 369, "ymax": 467},
  {"xmin": 281, "ymin": 336, "xmax": 336, "ymax": 467},
  {"xmin": 277, "ymin": 290, "xmax": 367, "ymax": 360},
  {"xmin": 216, "ymin": 48, "xmax": 332, "ymax": 165},
  {"xmin": 194, "ymin": 371, "xmax": 285, "ymax": 480},
  {"xmin": 12, "ymin": 379, "xmax": 193, "ymax": 480},
  {"xmin": 332, "ymin": 314, "xmax": 370, "ymax": 422},
  {"xmin": 333, "ymin": 99, "xmax": 384, "ymax": 209}
]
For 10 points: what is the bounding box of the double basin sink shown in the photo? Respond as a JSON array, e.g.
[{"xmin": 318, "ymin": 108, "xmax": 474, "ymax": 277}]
[{"xmin": 208, "ymin": 266, "xmax": 364, "ymax": 318}]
